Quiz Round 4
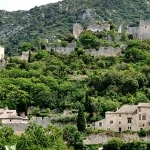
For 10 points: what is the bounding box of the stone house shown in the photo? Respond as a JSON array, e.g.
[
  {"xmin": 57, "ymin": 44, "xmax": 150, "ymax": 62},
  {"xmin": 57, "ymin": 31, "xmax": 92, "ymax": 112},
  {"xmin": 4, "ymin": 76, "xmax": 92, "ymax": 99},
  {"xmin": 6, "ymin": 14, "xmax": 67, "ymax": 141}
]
[
  {"xmin": 94, "ymin": 103, "xmax": 150, "ymax": 132},
  {"xmin": 127, "ymin": 20, "xmax": 150, "ymax": 40},
  {"xmin": 0, "ymin": 107, "xmax": 28, "ymax": 124}
]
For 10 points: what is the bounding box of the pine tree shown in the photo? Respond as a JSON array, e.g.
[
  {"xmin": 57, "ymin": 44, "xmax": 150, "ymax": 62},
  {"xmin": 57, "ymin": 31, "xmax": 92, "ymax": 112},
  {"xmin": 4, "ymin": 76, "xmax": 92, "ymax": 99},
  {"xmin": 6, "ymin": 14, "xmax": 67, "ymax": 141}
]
[{"xmin": 77, "ymin": 106, "xmax": 86, "ymax": 132}]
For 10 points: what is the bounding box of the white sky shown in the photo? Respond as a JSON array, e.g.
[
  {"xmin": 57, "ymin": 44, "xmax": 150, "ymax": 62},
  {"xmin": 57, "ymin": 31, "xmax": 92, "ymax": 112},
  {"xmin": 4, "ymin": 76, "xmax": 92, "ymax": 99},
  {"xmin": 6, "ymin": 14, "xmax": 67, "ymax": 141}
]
[{"xmin": 0, "ymin": 0, "xmax": 63, "ymax": 12}]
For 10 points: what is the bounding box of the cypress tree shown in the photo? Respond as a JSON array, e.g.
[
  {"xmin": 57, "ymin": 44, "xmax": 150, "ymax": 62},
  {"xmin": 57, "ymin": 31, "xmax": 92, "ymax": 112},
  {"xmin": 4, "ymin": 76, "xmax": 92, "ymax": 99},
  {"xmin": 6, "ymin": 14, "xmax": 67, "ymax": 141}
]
[
  {"xmin": 84, "ymin": 91, "xmax": 93, "ymax": 117},
  {"xmin": 28, "ymin": 50, "xmax": 31, "ymax": 63},
  {"xmin": 77, "ymin": 106, "xmax": 86, "ymax": 132}
]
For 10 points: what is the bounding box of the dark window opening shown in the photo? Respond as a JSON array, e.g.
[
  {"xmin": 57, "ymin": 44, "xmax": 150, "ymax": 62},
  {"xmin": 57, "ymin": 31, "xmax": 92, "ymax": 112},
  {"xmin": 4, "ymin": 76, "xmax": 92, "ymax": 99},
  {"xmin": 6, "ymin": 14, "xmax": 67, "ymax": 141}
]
[
  {"xmin": 142, "ymin": 115, "xmax": 146, "ymax": 120},
  {"xmin": 110, "ymin": 120, "xmax": 113, "ymax": 124},
  {"xmin": 119, "ymin": 127, "xmax": 121, "ymax": 132},
  {"xmin": 128, "ymin": 118, "xmax": 132, "ymax": 123},
  {"xmin": 99, "ymin": 122, "xmax": 102, "ymax": 127}
]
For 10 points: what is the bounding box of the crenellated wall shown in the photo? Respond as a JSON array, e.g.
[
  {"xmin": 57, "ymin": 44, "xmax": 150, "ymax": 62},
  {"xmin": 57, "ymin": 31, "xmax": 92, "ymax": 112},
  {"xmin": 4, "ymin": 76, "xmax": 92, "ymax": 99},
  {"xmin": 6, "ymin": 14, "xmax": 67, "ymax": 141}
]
[{"xmin": 3, "ymin": 117, "xmax": 51, "ymax": 131}]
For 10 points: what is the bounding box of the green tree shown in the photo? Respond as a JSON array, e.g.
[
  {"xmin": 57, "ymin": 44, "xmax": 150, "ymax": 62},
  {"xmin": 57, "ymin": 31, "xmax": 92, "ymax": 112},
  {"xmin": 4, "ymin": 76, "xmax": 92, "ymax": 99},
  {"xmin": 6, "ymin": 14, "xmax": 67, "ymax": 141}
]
[
  {"xmin": 21, "ymin": 42, "xmax": 33, "ymax": 52},
  {"xmin": 63, "ymin": 125, "xmax": 84, "ymax": 150},
  {"xmin": 0, "ymin": 126, "xmax": 18, "ymax": 150},
  {"xmin": 103, "ymin": 138, "xmax": 124, "ymax": 150},
  {"xmin": 77, "ymin": 106, "xmax": 86, "ymax": 132},
  {"xmin": 17, "ymin": 123, "xmax": 70, "ymax": 150}
]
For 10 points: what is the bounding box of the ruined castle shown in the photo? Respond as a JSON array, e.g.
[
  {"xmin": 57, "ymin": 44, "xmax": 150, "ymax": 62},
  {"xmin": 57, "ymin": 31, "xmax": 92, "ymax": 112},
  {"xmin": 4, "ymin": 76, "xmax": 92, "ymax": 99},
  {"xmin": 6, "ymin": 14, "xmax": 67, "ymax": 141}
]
[{"xmin": 127, "ymin": 20, "xmax": 150, "ymax": 40}]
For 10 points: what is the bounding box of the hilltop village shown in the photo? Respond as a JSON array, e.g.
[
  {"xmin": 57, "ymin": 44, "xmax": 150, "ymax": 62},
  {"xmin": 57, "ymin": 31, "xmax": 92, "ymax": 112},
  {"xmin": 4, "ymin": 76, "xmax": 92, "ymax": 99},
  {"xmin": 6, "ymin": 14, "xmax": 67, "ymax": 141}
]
[{"xmin": 1, "ymin": 20, "xmax": 150, "ymax": 150}]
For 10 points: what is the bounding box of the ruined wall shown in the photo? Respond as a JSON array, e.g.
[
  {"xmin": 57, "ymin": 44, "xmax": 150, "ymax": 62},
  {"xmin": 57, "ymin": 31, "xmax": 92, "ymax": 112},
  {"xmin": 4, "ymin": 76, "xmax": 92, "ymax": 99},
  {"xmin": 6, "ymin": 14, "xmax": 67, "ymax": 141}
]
[
  {"xmin": 17, "ymin": 51, "xmax": 29, "ymax": 61},
  {"xmin": 46, "ymin": 43, "xmax": 76, "ymax": 54},
  {"xmin": 84, "ymin": 133, "xmax": 150, "ymax": 145},
  {"xmin": 127, "ymin": 27, "xmax": 139, "ymax": 38},
  {"xmin": 46, "ymin": 44, "xmax": 123, "ymax": 56},
  {"xmin": 88, "ymin": 47, "xmax": 122, "ymax": 56},
  {"xmin": 87, "ymin": 24, "xmax": 110, "ymax": 32}
]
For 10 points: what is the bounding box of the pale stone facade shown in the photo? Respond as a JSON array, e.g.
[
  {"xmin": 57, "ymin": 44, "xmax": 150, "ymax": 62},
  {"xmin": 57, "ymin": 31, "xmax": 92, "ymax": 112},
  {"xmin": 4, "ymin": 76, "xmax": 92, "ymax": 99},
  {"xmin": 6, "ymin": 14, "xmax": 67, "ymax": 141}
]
[
  {"xmin": 0, "ymin": 46, "xmax": 4, "ymax": 60},
  {"xmin": 95, "ymin": 103, "xmax": 150, "ymax": 132},
  {"xmin": 73, "ymin": 23, "xmax": 83, "ymax": 39},
  {"xmin": 0, "ymin": 107, "xmax": 28, "ymax": 124},
  {"xmin": 127, "ymin": 20, "xmax": 150, "ymax": 40}
]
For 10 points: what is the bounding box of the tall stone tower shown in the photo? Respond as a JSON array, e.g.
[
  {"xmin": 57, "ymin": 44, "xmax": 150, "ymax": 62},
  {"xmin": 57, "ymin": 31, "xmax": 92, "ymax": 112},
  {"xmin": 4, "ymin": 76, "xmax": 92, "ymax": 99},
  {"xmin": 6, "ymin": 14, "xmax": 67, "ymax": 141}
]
[
  {"xmin": 139, "ymin": 20, "xmax": 150, "ymax": 40},
  {"xmin": 0, "ymin": 46, "xmax": 4, "ymax": 60},
  {"xmin": 118, "ymin": 25, "xmax": 122, "ymax": 33},
  {"xmin": 73, "ymin": 23, "xmax": 83, "ymax": 39}
]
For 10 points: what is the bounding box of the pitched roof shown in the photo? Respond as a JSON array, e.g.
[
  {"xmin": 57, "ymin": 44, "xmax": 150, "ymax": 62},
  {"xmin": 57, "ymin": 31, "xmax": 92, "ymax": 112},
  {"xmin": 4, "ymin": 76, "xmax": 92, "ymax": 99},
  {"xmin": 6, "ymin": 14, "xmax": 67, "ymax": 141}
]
[
  {"xmin": 138, "ymin": 103, "xmax": 150, "ymax": 107},
  {"xmin": 116, "ymin": 105, "xmax": 137, "ymax": 114}
]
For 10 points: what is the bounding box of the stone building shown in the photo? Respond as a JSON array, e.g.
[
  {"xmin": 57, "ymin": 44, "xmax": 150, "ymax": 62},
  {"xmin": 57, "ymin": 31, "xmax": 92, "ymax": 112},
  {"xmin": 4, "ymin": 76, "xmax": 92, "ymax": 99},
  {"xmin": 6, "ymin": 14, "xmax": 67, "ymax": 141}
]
[
  {"xmin": 0, "ymin": 107, "xmax": 28, "ymax": 124},
  {"xmin": 94, "ymin": 103, "xmax": 150, "ymax": 132},
  {"xmin": 0, "ymin": 46, "xmax": 4, "ymax": 60},
  {"xmin": 87, "ymin": 24, "xmax": 110, "ymax": 32},
  {"xmin": 139, "ymin": 20, "xmax": 150, "ymax": 40},
  {"xmin": 73, "ymin": 23, "xmax": 83, "ymax": 39},
  {"xmin": 127, "ymin": 20, "xmax": 150, "ymax": 40}
]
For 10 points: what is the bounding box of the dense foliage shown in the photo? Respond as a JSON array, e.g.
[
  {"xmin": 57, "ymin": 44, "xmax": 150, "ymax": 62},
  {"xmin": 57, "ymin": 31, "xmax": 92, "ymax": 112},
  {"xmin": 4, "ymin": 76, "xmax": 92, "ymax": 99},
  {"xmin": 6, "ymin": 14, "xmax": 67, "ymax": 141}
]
[
  {"xmin": 103, "ymin": 138, "xmax": 150, "ymax": 150},
  {"xmin": 1, "ymin": 38, "xmax": 150, "ymax": 122}
]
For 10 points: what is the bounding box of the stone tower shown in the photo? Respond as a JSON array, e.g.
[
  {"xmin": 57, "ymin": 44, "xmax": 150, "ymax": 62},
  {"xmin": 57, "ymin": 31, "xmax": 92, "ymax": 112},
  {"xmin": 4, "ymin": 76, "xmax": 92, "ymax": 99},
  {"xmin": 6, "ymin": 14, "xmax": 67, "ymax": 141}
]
[
  {"xmin": 139, "ymin": 20, "xmax": 150, "ymax": 40},
  {"xmin": 118, "ymin": 25, "xmax": 122, "ymax": 33},
  {"xmin": 73, "ymin": 23, "xmax": 83, "ymax": 39},
  {"xmin": 0, "ymin": 46, "xmax": 4, "ymax": 60}
]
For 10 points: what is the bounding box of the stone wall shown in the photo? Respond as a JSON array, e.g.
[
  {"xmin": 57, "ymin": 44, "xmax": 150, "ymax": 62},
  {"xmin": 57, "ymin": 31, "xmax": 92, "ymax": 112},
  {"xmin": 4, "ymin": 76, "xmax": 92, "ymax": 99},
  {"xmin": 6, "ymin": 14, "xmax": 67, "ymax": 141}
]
[
  {"xmin": 29, "ymin": 117, "xmax": 51, "ymax": 127},
  {"xmin": 17, "ymin": 51, "xmax": 29, "ymax": 61},
  {"xmin": 4, "ymin": 123, "xmax": 28, "ymax": 131},
  {"xmin": 84, "ymin": 133, "xmax": 150, "ymax": 145},
  {"xmin": 3, "ymin": 117, "xmax": 51, "ymax": 132},
  {"xmin": 87, "ymin": 47, "xmax": 122, "ymax": 56},
  {"xmin": 46, "ymin": 44, "xmax": 124, "ymax": 56}
]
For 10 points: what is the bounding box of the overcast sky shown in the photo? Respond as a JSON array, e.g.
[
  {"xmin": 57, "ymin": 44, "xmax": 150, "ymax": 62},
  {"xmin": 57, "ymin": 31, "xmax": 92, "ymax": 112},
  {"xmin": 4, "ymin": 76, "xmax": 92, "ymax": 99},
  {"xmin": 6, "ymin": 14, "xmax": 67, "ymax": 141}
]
[{"xmin": 0, "ymin": 0, "xmax": 63, "ymax": 11}]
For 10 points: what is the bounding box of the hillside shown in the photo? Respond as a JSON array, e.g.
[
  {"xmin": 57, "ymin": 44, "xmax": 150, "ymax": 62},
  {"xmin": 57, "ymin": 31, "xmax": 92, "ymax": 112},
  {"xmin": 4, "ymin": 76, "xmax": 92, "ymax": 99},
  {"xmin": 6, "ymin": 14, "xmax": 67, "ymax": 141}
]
[{"xmin": 1, "ymin": 0, "xmax": 150, "ymax": 54}]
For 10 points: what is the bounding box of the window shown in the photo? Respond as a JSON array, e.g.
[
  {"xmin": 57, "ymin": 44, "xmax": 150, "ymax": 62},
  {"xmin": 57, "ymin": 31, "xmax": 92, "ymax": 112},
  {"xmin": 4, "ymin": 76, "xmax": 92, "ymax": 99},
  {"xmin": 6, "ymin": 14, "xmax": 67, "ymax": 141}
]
[
  {"xmin": 119, "ymin": 114, "xmax": 121, "ymax": 117},
  {"xmin": 142, "ymin": 115, "xmax": 146, "ymax": 120},
  {"xmin": 139, "ymin": 114, "xmax": 141, "ymax": 120},
  {"xmin": 128, "ymin": 127, "xmax": 132, "ymax": 130},
  {"xmin": 110, "ymin": 120, "xmax": 113, "ymax": 124},
  {"xmin": 138, "ymin": 107, "xmax": 141, "ymax": 112},
  {"xmin": 119, "ymin": 122, "xmax": 121, "ymax": 124},
  {"xmin": 145, "ymin": 26, "xmax": 147, "ymax": 29},
  {"xmin": 119, "ymin": 127, "xmax": 121, "ymax": 132},
  {"xmin": 99, "ymin": 122, "xmax": 102, "ymax": 127},
  {"xmin": 128, "ymin": 118, "xmax": 132, "ymax": 123}
]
